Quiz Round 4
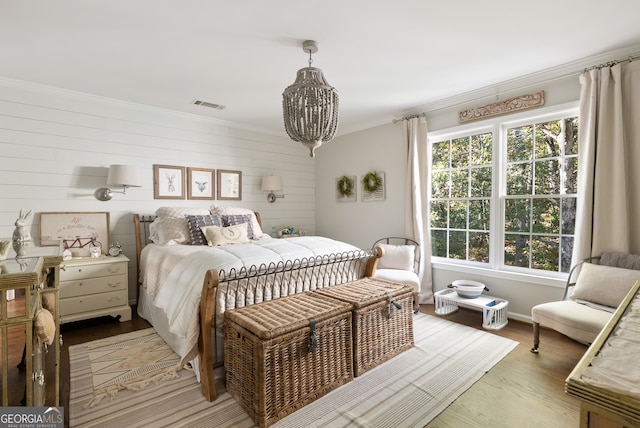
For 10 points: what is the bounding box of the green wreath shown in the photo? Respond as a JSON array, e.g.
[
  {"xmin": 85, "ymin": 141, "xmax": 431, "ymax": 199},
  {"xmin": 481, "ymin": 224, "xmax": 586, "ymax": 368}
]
[
  {"xmin": 337, "ymin": 175, "xmax": 353, "ymax": 197},
  {"xmin": 362, "ymin": 171, "xmax": 382, "ymax": 194}
]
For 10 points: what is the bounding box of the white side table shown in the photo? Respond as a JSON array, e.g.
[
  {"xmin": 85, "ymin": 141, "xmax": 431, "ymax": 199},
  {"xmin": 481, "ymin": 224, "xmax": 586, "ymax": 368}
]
[
  {"xmin": 59, "ymin": 255, "xmax": 130, "ymax": 323},
  {"xmin": 434, "ymin": 288, "xmax": 509, "ymax": 330}
]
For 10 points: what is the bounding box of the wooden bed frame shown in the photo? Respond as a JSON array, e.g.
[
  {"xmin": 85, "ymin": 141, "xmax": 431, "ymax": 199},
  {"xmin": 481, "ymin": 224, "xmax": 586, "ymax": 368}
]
[{"xmin": 133, "ymin": 213, "xmax": 382, "ymax": 401}]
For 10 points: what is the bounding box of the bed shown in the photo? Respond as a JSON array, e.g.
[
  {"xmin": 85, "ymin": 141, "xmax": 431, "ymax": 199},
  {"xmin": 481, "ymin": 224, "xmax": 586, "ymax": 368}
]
[{"xmin": 133, "ymin": 206, "xmax": 381, "ymax": 400}]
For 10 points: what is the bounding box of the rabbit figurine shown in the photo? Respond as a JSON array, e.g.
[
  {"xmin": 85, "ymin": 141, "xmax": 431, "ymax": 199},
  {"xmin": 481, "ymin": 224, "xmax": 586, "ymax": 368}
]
[{"xmin": 12, "ymin": 209, "xmax": 33, "ymax": 243}]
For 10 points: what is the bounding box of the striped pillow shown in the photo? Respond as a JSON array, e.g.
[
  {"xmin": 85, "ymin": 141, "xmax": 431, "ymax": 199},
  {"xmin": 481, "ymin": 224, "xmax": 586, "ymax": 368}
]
[{"xmin": 186, "ymin": 215, "xmax": 223, "ymax": 245}]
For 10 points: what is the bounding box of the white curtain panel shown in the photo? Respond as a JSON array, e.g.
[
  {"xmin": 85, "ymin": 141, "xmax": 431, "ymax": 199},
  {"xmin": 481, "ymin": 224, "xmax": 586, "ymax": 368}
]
[
  {"xmin": 573, "ymin": 60, "xmax": 640, "ymax": 263},
  {"xmin": 404, "ymin": 116, "xmax": 433, "ymax": 303}
]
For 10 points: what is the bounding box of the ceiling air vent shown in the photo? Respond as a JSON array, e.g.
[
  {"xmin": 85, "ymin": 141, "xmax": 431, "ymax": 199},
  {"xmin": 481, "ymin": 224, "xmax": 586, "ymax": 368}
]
[{"xmin": 192, "ymin": 100, "xmax": 226, "ymax": 110}]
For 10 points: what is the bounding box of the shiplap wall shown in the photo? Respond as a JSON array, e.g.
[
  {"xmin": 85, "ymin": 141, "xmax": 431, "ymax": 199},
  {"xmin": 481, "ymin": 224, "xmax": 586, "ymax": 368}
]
[{"xmin": 0, "ymin": 77, "xmax": 315, "ymax": 303}]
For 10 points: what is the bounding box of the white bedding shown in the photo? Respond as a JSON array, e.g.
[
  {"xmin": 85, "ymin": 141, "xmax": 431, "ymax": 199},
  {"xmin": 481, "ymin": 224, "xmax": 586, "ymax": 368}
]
[{"xmin": 138, "ymin": 235, "xmax": 360, "ymax": 365}]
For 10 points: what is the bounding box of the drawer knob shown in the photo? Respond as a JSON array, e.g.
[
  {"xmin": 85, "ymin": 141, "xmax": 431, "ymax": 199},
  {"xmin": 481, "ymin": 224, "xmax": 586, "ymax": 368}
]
[
  {"xmin": 108, "ymin": 267, "xmax": 120, "ymax": 274},
  {"xmin": 108, "ymin": 282, "xmax": 119, "ymax": 288},
  {"xmin": 108, "ymin": 296, "xmax": 120, "ymax": 302}
]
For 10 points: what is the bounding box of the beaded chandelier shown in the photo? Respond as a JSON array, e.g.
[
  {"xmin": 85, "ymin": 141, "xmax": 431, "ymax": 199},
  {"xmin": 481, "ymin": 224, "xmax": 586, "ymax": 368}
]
[{"xmin": 282, "ymin": 40, "xmax": 339, "ymax": 157}]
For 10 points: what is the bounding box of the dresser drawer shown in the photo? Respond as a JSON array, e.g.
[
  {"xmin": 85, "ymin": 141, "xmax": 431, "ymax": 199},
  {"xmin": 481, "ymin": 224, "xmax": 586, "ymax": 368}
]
[
  {"xmin": 59, "ymin": 274, "xmax": 127, "ymax": 299},
  {"xmin": 60, "ymin": 289, "xmax": 128, "ymax": 316},
  {"xmin": 61, "ymin": 261, "xmax": 128, "ymax": 281}
]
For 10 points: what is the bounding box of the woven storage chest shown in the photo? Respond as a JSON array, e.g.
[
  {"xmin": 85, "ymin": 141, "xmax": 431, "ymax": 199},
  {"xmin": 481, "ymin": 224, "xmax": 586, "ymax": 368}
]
[
  {"xmin": 224, "ymin": 292, "xmax": 353, "ymax": 428},
  {"xmin": 314, "ymin": 277, "xmax": 414, "ymax": 376}
]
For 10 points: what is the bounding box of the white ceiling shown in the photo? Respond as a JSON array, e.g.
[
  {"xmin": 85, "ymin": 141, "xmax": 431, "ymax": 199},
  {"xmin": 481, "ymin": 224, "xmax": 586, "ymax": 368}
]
[{"xmin": 2, "ymin": 1, "xmax": 640, "ymax": 137}]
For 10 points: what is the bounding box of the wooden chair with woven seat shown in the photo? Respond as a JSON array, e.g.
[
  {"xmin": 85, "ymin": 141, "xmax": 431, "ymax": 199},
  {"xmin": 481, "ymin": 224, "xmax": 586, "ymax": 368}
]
[{"xmin": 372, "ymin": 237, "xmax": 421, "ymax": 313}]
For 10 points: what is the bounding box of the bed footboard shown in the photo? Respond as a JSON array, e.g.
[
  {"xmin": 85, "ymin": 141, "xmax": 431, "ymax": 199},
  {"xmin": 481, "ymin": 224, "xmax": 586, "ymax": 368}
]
[
  {"xmin": 198, "ymin": 247, "xmax": 382, "ymax": 401},
  {"xmin": 199, "ymin": 269, "xmax": 219, "ymax": 401}
]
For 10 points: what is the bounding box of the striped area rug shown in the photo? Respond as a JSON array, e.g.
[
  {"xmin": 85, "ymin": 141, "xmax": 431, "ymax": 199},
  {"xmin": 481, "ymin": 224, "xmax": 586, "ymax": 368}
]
[{"xmin": 69, "ymin": 313, "xmax": 518, "ymax": 428}]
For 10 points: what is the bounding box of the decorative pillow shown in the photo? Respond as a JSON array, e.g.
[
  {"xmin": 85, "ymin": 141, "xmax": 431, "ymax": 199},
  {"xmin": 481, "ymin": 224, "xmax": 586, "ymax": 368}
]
[
  {"xmin": 201, "ymin": 223, "xmax": 251, "ymax": 246},
  {"xmin": 185, "ymin": 215, "xmax": 223, "ymax": 245},
  {"xmin": 148, "ymin": 217, "xmax": 163, "ymax": 243},
  {"xmin": 34, "ymin": 308, "xmax": 55, "ymax": 346},
  {"xmin": 221, "ymin": 214, "xmax": 257, "ymax": 240},
  {"xmin": 570, "ymin": 262, "xmax": 640, "ymax": 308},
  {"xmin": 210, "ymin": 205, "xmax": 266, "ymax": 238},
  {"xmin": 155, "ymin": 207, "xmax": 210, "ymax": 244},
  {"xmin": 375, "ymin": 243, "xmax": 416, "ymax": 271}
]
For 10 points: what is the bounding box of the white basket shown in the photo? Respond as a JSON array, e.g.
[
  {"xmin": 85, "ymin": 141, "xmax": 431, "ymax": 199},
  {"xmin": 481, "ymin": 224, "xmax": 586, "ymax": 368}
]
[
  {"xmin": 434, "ymin": 289, "xmax": 459, "ymax": 315},
  {"xmin": 482, "ymin": 300, "xmax": 509, "ymax": 330},
  {"xmin": 434, "ymin": 289, "xmax": 509, "ymax": 330}
]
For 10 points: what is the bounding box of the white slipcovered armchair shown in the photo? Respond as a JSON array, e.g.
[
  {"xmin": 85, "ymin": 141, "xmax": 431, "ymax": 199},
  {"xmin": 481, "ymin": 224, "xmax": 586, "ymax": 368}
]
[
  {"xmin": 530, "ymin": 251, "xmax": 640, "ymax": 353},
  {"xmin": 372, "ymin": 237, "xmax": 421, "ymax": 313}
]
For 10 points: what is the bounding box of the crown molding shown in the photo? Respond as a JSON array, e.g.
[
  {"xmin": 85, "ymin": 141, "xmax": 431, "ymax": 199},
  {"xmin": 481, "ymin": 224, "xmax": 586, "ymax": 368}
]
[{"xmin": 400, "ymin": 43, "xmax": 640, "ymax": 117}]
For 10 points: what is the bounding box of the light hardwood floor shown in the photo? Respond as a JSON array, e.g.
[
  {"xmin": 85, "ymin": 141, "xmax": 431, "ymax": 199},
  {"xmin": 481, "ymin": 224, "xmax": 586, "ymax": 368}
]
[
  {"xmin": 51, "ymin": 304, "xmax": 587, "ymax": 427},
  {"xmin": 420, "ymin": 305, "xmax": 586, "ymax": 428}
]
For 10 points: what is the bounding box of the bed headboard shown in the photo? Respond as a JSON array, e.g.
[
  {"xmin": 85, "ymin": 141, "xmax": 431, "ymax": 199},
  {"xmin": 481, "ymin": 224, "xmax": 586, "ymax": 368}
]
[{"xmin": 133, "ymin": 214, "xmax": 154, "ymax": 276}]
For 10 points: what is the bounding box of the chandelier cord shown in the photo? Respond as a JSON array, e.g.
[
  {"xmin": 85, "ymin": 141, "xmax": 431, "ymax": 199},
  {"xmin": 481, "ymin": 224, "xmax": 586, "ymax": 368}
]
[{"xmin": 307, "ymin": 49, "xmax": 313, "ymax": 67}]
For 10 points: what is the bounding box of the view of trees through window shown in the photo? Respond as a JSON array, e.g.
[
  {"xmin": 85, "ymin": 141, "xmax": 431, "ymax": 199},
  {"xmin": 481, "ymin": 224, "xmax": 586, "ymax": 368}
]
[
  {"xmin": 431, "ymin": 132, "xmax": 492, "ymax": 263},
  {"xmin": 505, "ymin": 116, "xmax": 578, "ymax": 273},
  {"xmin": 430, "ymin": 112, "xmax": 579, "ymax": 274}
]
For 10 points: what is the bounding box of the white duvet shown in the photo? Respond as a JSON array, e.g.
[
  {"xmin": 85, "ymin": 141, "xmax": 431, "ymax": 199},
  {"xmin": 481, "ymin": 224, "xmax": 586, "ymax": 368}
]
[{"xmin": 139, "ymin": 235, "xmax": 360, "ymax": 364}]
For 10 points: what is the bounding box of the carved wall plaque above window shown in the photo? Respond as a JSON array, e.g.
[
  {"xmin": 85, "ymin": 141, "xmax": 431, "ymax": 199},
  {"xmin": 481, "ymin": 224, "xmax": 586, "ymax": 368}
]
[{"xmin": 458, "ymin": 91, "xmax": 545, "ymax": 123}]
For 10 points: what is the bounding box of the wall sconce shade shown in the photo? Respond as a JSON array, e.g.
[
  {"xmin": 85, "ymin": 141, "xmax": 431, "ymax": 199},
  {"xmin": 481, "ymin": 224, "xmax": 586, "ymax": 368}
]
[
  {"xmin": 261, "ymin": 175, "xmax": 284, "ymax": 203},
  {"xmin": 107, "ymin": 165, "xmax": 142, "ymax": 187},
  {"xmin": 96, "ymin": 165, "xmax": 142, "ymax": 201}
]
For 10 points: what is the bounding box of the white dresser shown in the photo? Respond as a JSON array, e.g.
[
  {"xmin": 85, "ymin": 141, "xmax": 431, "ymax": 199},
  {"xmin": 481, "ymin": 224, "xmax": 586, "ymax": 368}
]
[{"xmin": 59, "ymin": 255, "xmax": 131, "ymax": 323}]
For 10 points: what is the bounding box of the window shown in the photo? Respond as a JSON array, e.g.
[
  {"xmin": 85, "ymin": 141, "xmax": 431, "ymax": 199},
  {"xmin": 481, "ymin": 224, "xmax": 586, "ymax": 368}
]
[
  {"xmin": 431, "ymin": 132, "xmax": 492, "ymax": 263},
  {"xmin": 504, "ymin": 116, "xmax": 578, "ymax": 273},
  {"xmin": 429, "ymin": 108, "xmax": 579, "ymax": 275}
]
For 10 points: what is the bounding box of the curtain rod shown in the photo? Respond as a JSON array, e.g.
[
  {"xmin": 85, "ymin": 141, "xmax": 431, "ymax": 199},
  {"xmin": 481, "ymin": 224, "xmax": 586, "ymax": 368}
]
[
  {"xmin": 392, "ymin": 112, "xmax": 426, "ymax": 124},
  {"xmin": 583, "ymin": 54, "xmax": 640, "ymax": 73}
]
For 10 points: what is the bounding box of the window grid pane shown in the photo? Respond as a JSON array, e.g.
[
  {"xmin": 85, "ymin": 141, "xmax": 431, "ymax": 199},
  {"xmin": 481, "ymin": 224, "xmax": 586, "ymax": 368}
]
[
  {"xmin": 430, "ymin": 132, "xmax": 492, "ymax": 264},
  {"xmin": 504, "ymin": 116, "xmax": 578, "ymax": 273}
]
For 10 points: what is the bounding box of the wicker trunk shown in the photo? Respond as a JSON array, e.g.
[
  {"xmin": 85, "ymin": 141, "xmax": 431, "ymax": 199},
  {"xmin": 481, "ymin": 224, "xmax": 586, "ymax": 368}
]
[
  {"xmin": 224, "ymin": 292, "xmax": 353, "ymax": 428},
  {"xmin": 314, "ymin": 277, "xmax": 414, "ymax": 376}
]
